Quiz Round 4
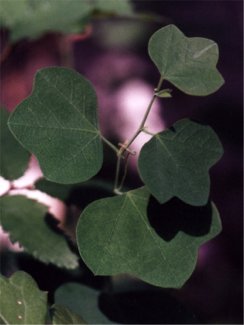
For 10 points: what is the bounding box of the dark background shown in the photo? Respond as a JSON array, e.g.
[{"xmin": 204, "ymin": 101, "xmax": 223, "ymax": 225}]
[{"xmin": 1, "ymin": 0, "xmax": 243, "ymax": 323}]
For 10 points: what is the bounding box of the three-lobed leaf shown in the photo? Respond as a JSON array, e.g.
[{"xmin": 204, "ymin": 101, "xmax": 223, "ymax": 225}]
[
  {"xmin": 0, "ymin": 195, "xmax": 78, "ymax": 269},
  {"xmin": 149, "ymin": 24, "xmax": 224, "ymax": 95},
  {"xmin": 138, "ymin": 119, "xmax": 223, "ymax": 206},
  {"xmin": 55, "ymin": 283, "xmax": 113, "ymax": 324},
  {"xmin": 8, "ymin": 67, "xmax": 103, "ymax": 184},
  {"xmin": 76, "ymin": 187, "xmax": 222, "ymax": 288},
  {"xmin": 0, "ymin": 271, "xmax": 48, "ymax": 324},
  {"xmin": 0, "ymin": 108, "xmax": 30, "ymax": 180}
]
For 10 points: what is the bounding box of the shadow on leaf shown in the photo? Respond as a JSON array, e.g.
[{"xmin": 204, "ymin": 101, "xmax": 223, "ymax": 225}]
[{"xmin": 147, "ymin": 197, "xmax": 212, "ymax": 241}]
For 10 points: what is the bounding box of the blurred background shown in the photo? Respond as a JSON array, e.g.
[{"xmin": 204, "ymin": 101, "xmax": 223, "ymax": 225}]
[{"xmin": 0, "ymin": 0, "xmax": 243, "ymax": 323}]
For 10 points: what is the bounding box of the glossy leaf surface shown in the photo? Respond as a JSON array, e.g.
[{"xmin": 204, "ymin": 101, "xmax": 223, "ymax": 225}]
[
  {"xmin": 8, "ymin": 67, "xmax": 103, "ymax": 184},
  {"xmin": 149, "ymin": 24, "xmax": 224, "ymax": 95},
  {"xmin": 76, "ymin": 187, "xmax": 222, "ymax": 288},
  {"xmin": 55, "ymin": 283, "xmax": 113, "ymax": 324},
  {"xmin": 0, "ymin": 271, "xmax": 47, "ymax": 324},
  {"xmin": 138, "ymin": 119, "xmax": 223, "ymax": 206},
  {"xmin": 52, "ymin": 305, "xmax": 86, "ymax": 324},
  {"xmin": 0, "ymin": 195, "xmax": 78, "ymax": 269},
  {"xmin": 0, "ymin": 109, "xmax": 30, "ymax": 180}
]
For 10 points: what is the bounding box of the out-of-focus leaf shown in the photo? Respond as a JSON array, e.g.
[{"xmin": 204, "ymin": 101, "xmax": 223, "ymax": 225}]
[
  {"xmin": 8, "ymin": 67, "xmax": 103, "ymax": 184},
  {"xmin": 93, "ymin": 0, "xmax": 133, "ymax": 15},
  {"xmin": 35, "ymin": 178, "xmax": 113, "ymax": 201},
  {"xmin": 0, "ymin": 0, "xmax": 133, "ymax": 43},
  {"xmin": 138, "ymin": 119, "xmax": 223, "ymax": 206},
  {"xmin": 0, "ymin": 271, "xmax": 47, "ymax": 324},
  {"xmin": 55, "ymin": 283, "xmax": 114, "ymax": 324},
  {"xmin": 148, "ymin": 24, "xmax": 224, "ymax": 95},
  {"xmin": 0, "ymin": 195, "xmax": 78, "ymax": 269},
  {"xmin": 0, "ymin": 0, "xmax": 92, "ymax": 42},
  {"xmin": 52, "ymin": 304, "xmax": 86, "ymax": 324},
  {"xmin": 0, "ymin": 108, "xmax": 30, "ymax": 181},
  {"xmin": 76, "ymin": 187, "xmax": 222, "ymax": 288}
]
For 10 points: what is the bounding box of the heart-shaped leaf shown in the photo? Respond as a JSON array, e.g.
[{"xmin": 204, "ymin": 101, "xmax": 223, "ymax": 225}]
[
  {"xmin": 51, "ymin": 305, "xmax": 86, "ymax": 324},
  {"xmin": 8, "ymin": 67, "xmax": 103, "ymax": 184},
  {"xmin": 0, "ymin": 271, "xmax": 48, "ymax": 324},
  {"xmin": 0, "ymin": 108, "xmax": 30, "ymax": 180},
  {"xmin": 76, "ymin": 187, "xmax": 222, "ymax": 288},
  {"xmin": 55, "ymin": 283, "xmax": 114, "ymax": 324},
  {"xmin": 138, "ymin": 119, "xmax": 223, "ymax": 206},
  {"xmin": 0, "ymin": 195, "xmax": 79, "ymax": 269},
  {"xmin": 148, "ymin": 24, "xmax": 224, "ymax": 95}
]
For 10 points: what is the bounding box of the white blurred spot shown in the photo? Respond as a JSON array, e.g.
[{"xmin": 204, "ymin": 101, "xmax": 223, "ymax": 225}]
[
  {"xmin": 115, "ymin": 79, "xmax": 165, "ymax": 166},
  {"xmin": 12, "ymin": 155, "xmax": 43, "ymax": 189},
  {"xmin": 0, "ymin": 177, "xmax": 11, "ymax": 196}
]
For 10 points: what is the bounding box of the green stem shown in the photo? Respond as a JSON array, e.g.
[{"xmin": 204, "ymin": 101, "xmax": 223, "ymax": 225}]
[
  {"xmin": 113, "ymin": 75, "xmax": 164, "ymax": 193},
  {"xmin": 117, "ymin": 153, "xmax": 131, "ymax": 192},
  {"xmin": 101, "ymin": 135, "xmax": 119, "ymax": 154}
]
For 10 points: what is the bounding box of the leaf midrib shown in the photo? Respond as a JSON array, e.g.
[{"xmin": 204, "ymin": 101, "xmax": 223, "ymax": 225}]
[{"xmin": 39, "ymin": 72, "xmax": 98, "ymax": 133}]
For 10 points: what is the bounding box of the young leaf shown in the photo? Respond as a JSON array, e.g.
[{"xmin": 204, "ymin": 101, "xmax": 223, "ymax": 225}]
[
  {"xmin": 52, "ymin": 305, "xmax": 86, "ymax": 324},
  {"xmin": 55, "ymin": 283, "xmax": 114, "ymax": 324},
  {"xmin": 148, "ymin": 24, "xmax": 224, "ymax": 96},
  {"xmin": 155, "ymin": 89, "xmax": 172, "ymax": 98},
  {"xmin": 8, "ymin": 67, "xmax": 103, "ymax": 184},
  {"xmin": 138, "ymin": 119, "xmax": 223, "ymax": 206},
  {"xmin": 0, "ymin": 271, "xmax": 48, "ymax": 324},
  {"xmin": 0, "ymin": 108, "xmax": 30, "ymax": 180},
  {"xmin": 76, "ymin": 187, "xmax": 222, "ymax": 288},
  {"xmin": 0, "ymin": 195, "xmax": 79, "ymax": 269}
]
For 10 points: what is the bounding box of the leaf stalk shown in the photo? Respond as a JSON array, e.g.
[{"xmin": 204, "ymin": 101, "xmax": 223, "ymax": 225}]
[{"xmin": 113, "ymin": 75, "xmax": 164, "ymax": 193}]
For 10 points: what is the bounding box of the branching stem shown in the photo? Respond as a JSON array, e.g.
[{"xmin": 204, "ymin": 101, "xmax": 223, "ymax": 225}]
[
  {"xmin": 113, "ymin": 75, "xmax": 164, "ymax": 193},
  {"xmin": 101, "ymin": 135, "xmax": 119, "ymax": 154}
]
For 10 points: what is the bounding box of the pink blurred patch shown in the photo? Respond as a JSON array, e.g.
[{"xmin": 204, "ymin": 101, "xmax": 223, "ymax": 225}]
[
  {"xmin": 115, "ymin": 79, "xmax": 165, "ymax": 167},
  {"xmin": 0, "ymin": 226, "xmax": 23, "ymax": 252},
  {"xmin": 12, "ymin": 155, "xmax": 43, "ymax": 189},
  {"xmin": 8, "ymin": 189, "xmax": 66, "ymax": 222},
  {"xmin": 0, "ymin": 177, "xmax": 11, "ymax": 196}
]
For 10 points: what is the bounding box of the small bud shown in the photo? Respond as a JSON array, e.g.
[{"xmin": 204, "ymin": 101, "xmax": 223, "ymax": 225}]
[{"xmin": 155, "ymin": 88, "xmax": 173, "ymax": 98}]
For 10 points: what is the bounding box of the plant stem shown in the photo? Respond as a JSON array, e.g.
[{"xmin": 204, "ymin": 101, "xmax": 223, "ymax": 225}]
[
  {"xmin": 101, "ymin": 135, "xmax": 119, "ymax": 154},
  {"xmin": 113, "ymin": 75, "xmax": 164, "ymax": 193}
]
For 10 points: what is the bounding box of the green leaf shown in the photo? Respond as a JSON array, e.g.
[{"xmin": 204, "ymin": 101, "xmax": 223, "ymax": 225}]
[
  {"xmin": 35, "ymin": 178, "xmax": 113, "ymax": 201},
  {"xmin": 0, "ymin": 0, "xmax": 133, "ymax": 43},
  {"xmin": 8, "ymin": 67, "xmax": 103, "ymax": 184},
  {"xmin": 138, "ymin": 119, "xmax": 223, "ymax": 206},
  {"xmin": 52, "ymin": 304, "xmax": 86, "ymax": 324},
  {"xmin": 148, "ymin": 24, "xmax": 224, "ymax": 96},
  {"xmin": 93, "ymin": 0, "xmax": 133, "ymax": 15},
  {"xmin": 0, "ymin": 0, "xmax": 92, "ymax": 42},
  {"xmin": 55, "ymin": 283, "xmax": 113, "ymax": 324},
  {"xmin": 0, "ymin": 109, "xmax": 30, "ymax": 180},
  {"xmin": 76, "ymin": 187, "xmax": 222, "ymax": 288},
  {"xmin": 35, "ymin": 179, "xmax": 75, "ymax": 201},
  {"xmin": 0, "ymin": 195, "xmax": 78, "ymax": 269},
  {"xmin": 0, "ymin": 271, "xmax": 48, "ymax": 324}
]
